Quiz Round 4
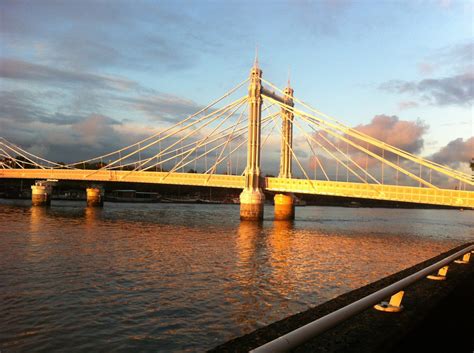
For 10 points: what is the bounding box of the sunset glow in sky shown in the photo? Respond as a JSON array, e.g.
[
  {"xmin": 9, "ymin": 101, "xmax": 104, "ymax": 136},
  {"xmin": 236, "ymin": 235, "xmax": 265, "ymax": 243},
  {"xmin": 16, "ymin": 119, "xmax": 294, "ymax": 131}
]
[{"xmin": 0, "ymin": 0, "xmax": 472, "ymax": 171}]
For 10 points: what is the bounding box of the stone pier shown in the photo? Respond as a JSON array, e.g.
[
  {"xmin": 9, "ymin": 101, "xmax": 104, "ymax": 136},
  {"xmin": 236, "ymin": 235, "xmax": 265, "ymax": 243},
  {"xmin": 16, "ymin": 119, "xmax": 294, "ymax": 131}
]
[
  {"xmin": 274, "ymin": 193, "xmax": 295, "ymax": 220},
  {"xmin": 86, "ymin": 187, "xmax": 104, "ymax": 207},
  {"xmin": 31, "ymin": 181, "xmax": 52, "ymax": 206},
  {"xmin": 240, "ymin": 188, "xmax": 265, "ymax": 221}
]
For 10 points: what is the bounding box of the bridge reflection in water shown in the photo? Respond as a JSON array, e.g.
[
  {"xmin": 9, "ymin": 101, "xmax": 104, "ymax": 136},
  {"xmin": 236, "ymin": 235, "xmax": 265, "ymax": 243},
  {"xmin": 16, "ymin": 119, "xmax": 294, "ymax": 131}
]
[{"xmin": 0, "ymin": 201, "xmax": 471, "ymax": 352}]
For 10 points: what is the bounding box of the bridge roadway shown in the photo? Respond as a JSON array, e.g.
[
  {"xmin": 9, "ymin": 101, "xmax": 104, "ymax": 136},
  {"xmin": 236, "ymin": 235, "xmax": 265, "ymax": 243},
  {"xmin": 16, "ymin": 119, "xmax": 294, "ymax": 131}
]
[{"xmin": 1, "ymin": 169, "xmax": 473, "ymax": 208}]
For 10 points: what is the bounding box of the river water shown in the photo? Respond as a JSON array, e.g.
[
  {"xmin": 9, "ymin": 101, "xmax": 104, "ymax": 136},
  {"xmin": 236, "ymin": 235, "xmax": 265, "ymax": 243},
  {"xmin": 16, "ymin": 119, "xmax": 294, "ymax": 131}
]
[{"xmin": 0, "ymin": 200, "xmax": 472, "ymax": 352}]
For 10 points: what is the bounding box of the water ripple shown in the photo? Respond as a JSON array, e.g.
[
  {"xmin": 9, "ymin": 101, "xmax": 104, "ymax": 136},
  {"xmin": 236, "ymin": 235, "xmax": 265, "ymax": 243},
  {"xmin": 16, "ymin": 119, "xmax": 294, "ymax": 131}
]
[{"xmin": 0, "ymin": 201, "xmax": 472, "ymax": 352}]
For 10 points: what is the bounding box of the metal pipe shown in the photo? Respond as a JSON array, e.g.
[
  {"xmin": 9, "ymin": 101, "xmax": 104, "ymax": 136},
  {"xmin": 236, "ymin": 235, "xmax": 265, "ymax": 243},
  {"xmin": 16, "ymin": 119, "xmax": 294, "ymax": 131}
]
[{"xmin": 250, "ymin": 243, "xmax": 474, "ymax": 353}]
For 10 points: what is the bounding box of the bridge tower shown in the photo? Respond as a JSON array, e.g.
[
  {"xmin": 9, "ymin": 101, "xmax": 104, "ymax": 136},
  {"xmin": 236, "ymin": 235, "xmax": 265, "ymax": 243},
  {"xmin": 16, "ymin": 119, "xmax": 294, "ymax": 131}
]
[
  {"xmin": 240, "ymin": 63, "xmax": 265, "ymax": 220},
  {"xmin": 274, "ymin": 84, "xmax": 296, "ymax": 220}
]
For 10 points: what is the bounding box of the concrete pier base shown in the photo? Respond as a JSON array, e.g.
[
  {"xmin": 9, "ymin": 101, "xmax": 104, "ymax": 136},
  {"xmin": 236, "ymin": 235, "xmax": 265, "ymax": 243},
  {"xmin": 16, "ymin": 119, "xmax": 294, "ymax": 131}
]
[
  {"xmin": 274, "ymin": 193, "xmax": 295, "ymax": 220},
  {"xmin": 31, "ymin": 184, "xmax": 52, "ymax": 206},
  {"xmin": 240, "ymin": 188, "xmax": 265, "ymax": 221},
  {"xmin": 86, "ymin": 187, "xmax": 104, "ymax": 207}
]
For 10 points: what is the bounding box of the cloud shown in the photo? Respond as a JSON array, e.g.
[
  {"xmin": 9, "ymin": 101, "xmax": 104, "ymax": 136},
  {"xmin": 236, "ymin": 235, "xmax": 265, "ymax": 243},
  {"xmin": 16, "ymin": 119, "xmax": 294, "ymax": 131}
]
[
  {"xmin": 0, "ymin": 112, "xmax": 148, "ymax": 163},
  {"xmin": 0, "ymin": 1, "xmax": 217, "ymax": 72},
  {"xmin": 0, "ymin": 89, "xmax": 46, "ymax": 123},
  {"xmin": 0, "ymin": 58, "xmax": 137, "ymax": 91},
  {"xmin": 381, "ymin": 40, "xmax": 474, "ymax": 107},
  {"xmin": 429, "ymin": 137, "xmax": 473, "ymax": 168},
  {"xmin": 72, "ymin": 114, "xmax": 122, "ymax": 148},
  {"xmin": 398, "ymin": 101, "xmax": 419, "ymax": 110},
  {"xmin": 353, "ymin": 114, "xmax": 428, "ymax": 154},
  {"xmin": 0, "ymin": 85, "xmax": 211, "ymax": 163},
  {"xmin": 0, "ymin": 88, "xmax": 106, "ymax": 126},
  {"xmin": 380, "ymin": 72, "xmax": 474, "ymax": 106},
  {"xmin": 117, "ymin": 94, "xmax": 203, "ymax": 123},
  {"xmin": 417, "ymin": 62, "xmax": 435, "ymax": 76},
  {"xmin": 436, "ymin": 41, "xmax": 474, "ymax": 69},
  {"xmin": 292, "ymin": 0, "xmax": 352, "ymax": 36}
]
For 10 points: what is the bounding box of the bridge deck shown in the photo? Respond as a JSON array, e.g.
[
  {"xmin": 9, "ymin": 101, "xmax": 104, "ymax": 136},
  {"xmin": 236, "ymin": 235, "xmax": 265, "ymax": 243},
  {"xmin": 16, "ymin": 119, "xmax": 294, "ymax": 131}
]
[
  {"xmin": 266, "ymin": 177, "xmax": 474, "ymax": 208},
  {"xmin": 1, "ymin": 169, "xmax": 473, "ymax": 208}
]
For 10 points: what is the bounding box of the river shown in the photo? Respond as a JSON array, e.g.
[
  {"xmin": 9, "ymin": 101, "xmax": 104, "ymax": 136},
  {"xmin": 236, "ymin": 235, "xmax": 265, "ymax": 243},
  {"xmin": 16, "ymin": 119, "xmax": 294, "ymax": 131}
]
[{"xmin": 0, "ymin": 200, "xmax": 472, "ymax": 352}]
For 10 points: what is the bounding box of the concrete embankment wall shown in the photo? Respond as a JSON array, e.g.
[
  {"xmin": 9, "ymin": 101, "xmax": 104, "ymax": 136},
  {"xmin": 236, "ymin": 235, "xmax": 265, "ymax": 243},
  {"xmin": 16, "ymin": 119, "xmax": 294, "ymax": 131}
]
[{"xmin": 209, "ymin": 243, "xmax": 474, "ymax": 353}]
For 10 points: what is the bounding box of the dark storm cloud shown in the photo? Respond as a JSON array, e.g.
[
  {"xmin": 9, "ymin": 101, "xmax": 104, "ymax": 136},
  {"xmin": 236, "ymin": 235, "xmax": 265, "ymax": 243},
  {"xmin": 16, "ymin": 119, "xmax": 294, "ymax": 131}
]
[{"xmin": 380, "ymin": 73, "xmax": 474, "ymax": 106}]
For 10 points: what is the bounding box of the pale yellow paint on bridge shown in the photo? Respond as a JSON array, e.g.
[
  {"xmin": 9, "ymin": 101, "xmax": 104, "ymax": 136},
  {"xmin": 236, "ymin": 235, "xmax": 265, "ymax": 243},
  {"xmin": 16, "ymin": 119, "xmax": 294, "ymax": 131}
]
[
  {"xmin": 1, "ymin": 169, "xmax": 473, "ymax": 208},
  {"xmin": 265, "ymin": 177, "xmax": 474, "ymax": 209},
  {"xmin": 0, "ymin": 169, "xmax": 246, "ymax": 189}
]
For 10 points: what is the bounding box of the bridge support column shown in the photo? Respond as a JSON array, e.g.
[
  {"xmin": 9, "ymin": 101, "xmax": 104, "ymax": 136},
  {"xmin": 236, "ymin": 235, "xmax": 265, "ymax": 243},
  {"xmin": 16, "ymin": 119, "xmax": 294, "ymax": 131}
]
[
  {"xmin": 86, "ymin": 187, "xmax": 104, "ymax": 207},
  {"xmin": 31, "ymin": 181, "xmax": 52, "ymax": 206},
  {"xmin": 274, "ymin": 193, "xmax": 295, "ymax": 220},
  {"xmin": 240, "ymin": 188, "xmax": 265, "ymax": 221},
  {"xmin": 274, "ymin": 84, "xmax": 295, "ymax": 221},
  {"xmin": 240, "ymin": 62, "xmax": 264, "ymax": 221}
]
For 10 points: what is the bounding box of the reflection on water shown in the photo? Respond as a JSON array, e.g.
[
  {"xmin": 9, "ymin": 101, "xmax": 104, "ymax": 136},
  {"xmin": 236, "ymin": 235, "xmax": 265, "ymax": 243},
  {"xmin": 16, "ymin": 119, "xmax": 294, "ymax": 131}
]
[{"xmin": 0, "ymin": 200, "xmax": 472, "ymax": 352}]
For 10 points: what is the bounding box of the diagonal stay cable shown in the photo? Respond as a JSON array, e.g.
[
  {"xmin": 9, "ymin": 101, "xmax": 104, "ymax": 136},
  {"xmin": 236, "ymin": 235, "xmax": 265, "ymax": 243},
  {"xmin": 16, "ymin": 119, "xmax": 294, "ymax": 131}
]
[
  {"xmin": 260, "ymin": 77, "xmax": 471, "ymax": 183},
  {"xmin": 172, "ymin": 100, "xmax": 248, "ymax": 176},
  {"xmin": 142, "ymin": 97, "xmax": 246, "ymax": 173},
  {"xmin": 205, "ymin": 113, "xmax": 275, "ymax": 178},
  {"xmin": 176, "ymin": 115, "xmax": 273, "ymax": 176},
  {"xmin": 263, "ymin": 101, "xmax": 317, "ymax": 192},
  {"xmin": 63, "ymin": 77, "xmax": 250, "ymax": 168},
  {"xmin": 136, "ymin": 97, "xmax": 247, "ymax": 172},
  {"xmin": 86, "ymin": 96, "xmax": 247, "ymax": 178},
  {"xmin": 292, "ymin": 116, "xmax": 368, "ymax": 185},
  {"xmin": 298, "ymin": 131, "xmax": 330, "ymax": 181},
  {"xmin": 311, "ymin": 126, "xmax": 381, "ymax": 184},
  {"xmin": 205, "ymin": 101, "xmax": 249, "ymax": 179},
  {"xmin": 269, "ymin": 96, "xmax": 440, "ymax": 189},
  {"xmin": 160, "ymin": 99, "xmax": 248, "ymax": 179}
]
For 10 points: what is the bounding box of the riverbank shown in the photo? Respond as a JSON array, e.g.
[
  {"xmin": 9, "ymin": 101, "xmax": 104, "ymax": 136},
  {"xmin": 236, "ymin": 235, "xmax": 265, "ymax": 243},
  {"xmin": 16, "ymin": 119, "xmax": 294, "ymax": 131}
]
[{"xmin": 209, "ymin": 243, "xmax": 474, "ymax": 353}]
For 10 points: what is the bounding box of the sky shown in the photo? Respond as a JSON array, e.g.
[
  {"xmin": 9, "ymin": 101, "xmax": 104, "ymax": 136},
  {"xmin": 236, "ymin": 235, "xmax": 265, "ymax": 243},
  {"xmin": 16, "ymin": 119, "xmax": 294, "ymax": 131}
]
[{"xmin": 0, "ymin": 0, "xmax": 473, "ymax": 175}]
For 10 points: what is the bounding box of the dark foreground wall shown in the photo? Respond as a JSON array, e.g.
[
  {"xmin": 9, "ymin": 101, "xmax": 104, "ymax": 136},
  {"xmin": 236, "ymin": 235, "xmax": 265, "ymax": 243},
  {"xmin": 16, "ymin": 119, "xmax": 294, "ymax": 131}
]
[{"xmin": 209, "ymin": 243, "xmax": 474, "ymax": 353}]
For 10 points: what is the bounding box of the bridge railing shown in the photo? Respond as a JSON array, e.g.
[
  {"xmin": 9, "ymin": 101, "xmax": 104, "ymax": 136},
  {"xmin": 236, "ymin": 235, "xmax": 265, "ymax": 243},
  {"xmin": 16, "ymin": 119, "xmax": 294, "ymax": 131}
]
[
  {"xmin": 266, "ymin": 177, "xmax": 474, "ymax": 208},
  {"xmin": 250, "ymin": 243, "xmax": 474, "ymax": 353}
]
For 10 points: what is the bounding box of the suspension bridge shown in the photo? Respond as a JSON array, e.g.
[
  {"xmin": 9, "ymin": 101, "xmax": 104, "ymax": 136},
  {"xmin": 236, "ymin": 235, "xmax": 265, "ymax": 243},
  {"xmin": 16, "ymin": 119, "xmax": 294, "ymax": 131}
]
[{"xmin": 1, "ymin": 62, "xmax": 473, "ymax": 219}]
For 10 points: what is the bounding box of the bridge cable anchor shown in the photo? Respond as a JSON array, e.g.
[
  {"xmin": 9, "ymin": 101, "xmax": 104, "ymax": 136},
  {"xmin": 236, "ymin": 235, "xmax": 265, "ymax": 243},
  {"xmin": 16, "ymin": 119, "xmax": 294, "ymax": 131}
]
[
  {"xmin": 426, "ymin": 265, "xmax": 449, "ymax": 281},
  {"xmin": 374, "ymin": 290, "xmax": 404, "ymax": 313},
  {"xmin": 454, "ymin": 252, "xmax": 471, "ymax": 264}
]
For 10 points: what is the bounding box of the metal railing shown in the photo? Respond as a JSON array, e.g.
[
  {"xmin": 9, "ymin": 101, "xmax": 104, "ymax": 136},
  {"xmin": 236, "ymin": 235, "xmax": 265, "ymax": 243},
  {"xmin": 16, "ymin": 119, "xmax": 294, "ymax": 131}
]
[{"xmin": 250, "ymin": 244, "xmax": 474, "ymax": 353}]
